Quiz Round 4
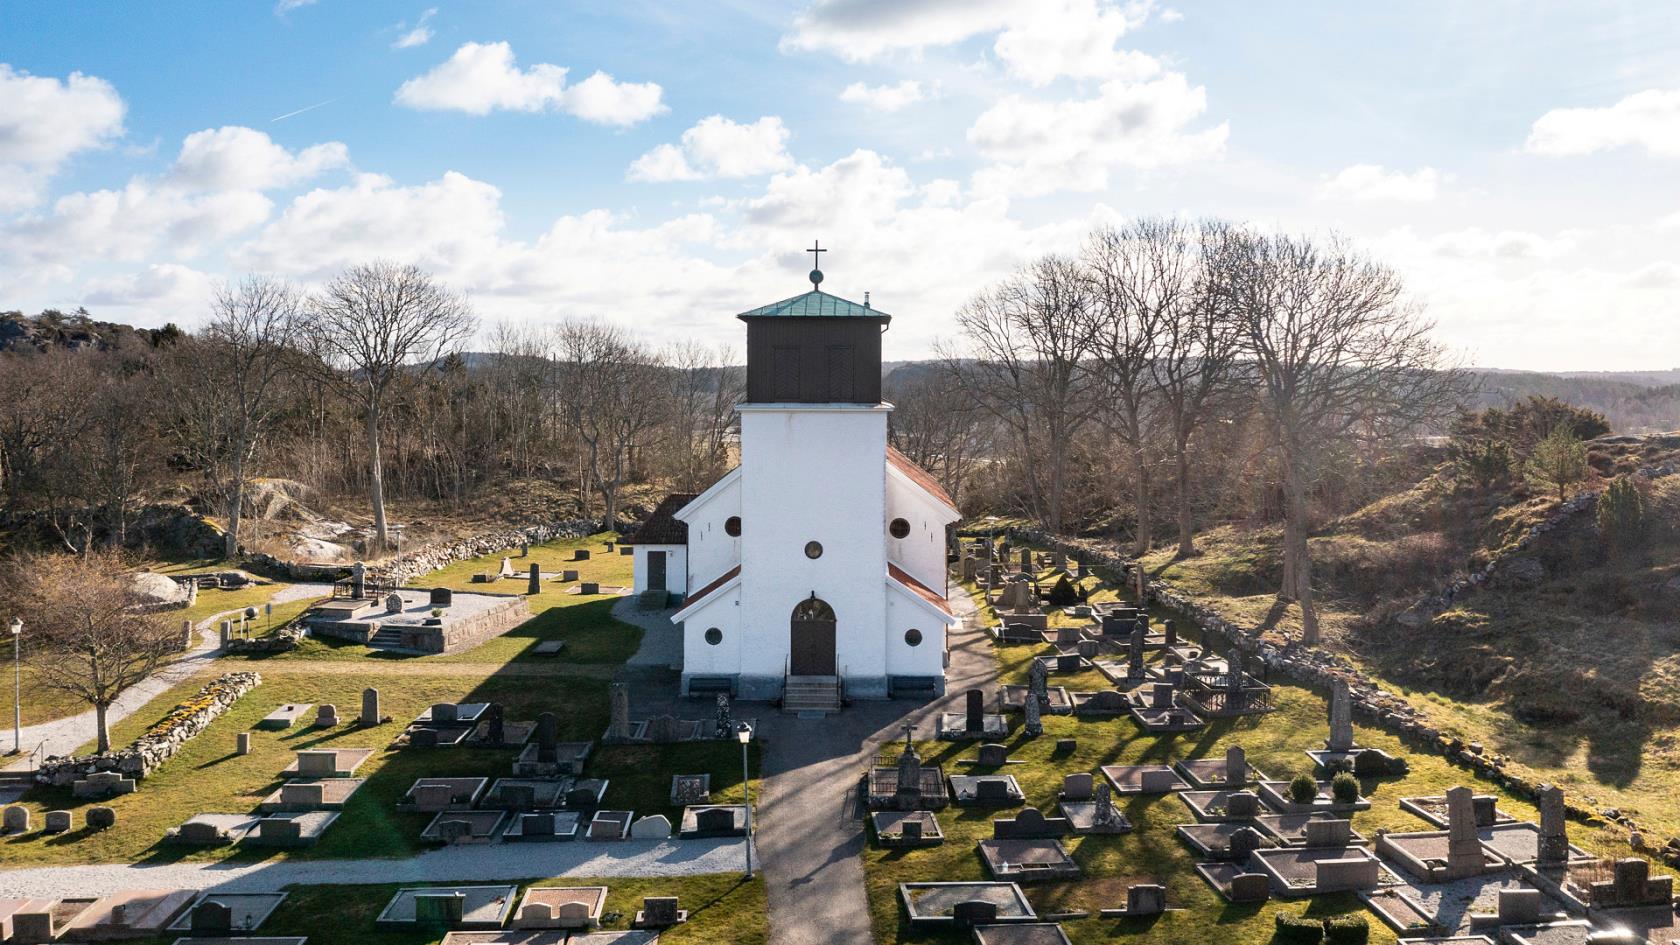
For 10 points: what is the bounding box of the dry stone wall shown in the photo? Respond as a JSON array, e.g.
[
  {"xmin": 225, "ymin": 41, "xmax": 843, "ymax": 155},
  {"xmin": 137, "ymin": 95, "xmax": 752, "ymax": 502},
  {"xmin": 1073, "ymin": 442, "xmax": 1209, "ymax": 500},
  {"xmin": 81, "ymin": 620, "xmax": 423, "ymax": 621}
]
[
  {"xmin": 35, "ymin": 671, "xmax": 261, "ymax": 786},
  {"xmin": 247, "ymin": 518, "xmax": 603, "ymax": 585}
]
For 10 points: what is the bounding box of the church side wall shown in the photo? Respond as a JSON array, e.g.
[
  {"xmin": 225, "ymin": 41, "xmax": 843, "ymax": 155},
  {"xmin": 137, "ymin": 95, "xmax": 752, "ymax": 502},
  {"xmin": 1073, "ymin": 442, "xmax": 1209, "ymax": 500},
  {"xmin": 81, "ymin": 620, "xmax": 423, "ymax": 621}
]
[
  {"xmin": 681, "ymin": 477, "xmax": 742, "ymax": 590},
  {"xmin": 678, "ymin": 585, "xmax": 742, "ymax": 689},
  {"xmin": 885, "ymin": 474, "xmax": 957, "ymax": 595},
  {"xmin": 885, "ymin": 592, "xmax": 948, "ymax": 684},
  {"xmin": 739, "ymin": 405, "xmax": 892, "ymax": 699}
]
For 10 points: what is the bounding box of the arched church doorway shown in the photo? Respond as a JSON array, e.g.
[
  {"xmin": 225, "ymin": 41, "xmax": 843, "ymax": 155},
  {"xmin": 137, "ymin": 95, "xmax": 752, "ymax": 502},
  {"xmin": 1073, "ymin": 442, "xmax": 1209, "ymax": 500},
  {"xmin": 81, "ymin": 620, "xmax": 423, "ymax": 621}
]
[{"xmin": 789, "ymin": 597, "xmax": 837, "ymax": 676}]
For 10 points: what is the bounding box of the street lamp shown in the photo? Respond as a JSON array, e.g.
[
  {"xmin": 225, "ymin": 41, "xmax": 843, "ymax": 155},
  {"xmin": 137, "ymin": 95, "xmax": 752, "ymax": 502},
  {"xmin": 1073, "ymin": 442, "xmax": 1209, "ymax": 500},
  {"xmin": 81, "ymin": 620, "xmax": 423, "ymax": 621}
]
[
  {"xmin": 9, "ymin": 617, "xmax": 21, "ymax": 756},
  {"xmin": 736, "ymin": 720, "xmax": 755, "ymax": 878}
]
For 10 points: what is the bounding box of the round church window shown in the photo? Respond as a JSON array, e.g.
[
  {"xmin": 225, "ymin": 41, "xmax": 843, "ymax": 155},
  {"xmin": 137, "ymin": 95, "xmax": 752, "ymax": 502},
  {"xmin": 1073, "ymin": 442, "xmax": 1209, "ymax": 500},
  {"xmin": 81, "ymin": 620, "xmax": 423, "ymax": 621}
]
[
  {"xmin": 904, "ymin": 628, "xmax": 923, "ymax": 647},
  {"xmin": 889, "ymin": 517, "xmax": 911, "ymax": 539},
  {"xmin": 805, "ymin": 541, "xmax": 823, "ymax": 559},
  {"xmin": 705, "ymin": 627, "xmax": 723, "ymax": 646},
  {"xmin": 725, "ymin": 516, "xmax": 742, "ymax": 537}
]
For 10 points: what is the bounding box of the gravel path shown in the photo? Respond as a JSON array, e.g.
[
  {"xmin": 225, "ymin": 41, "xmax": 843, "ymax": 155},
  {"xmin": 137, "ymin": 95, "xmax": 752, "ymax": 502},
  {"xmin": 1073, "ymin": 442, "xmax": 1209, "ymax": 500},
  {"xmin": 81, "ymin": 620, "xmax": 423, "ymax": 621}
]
[
  {"xmin": 755, "ymin": 592, "xmax": 993, "ymax": 945},
  {"xmin": 3, "ymin": 583, "xmax": 332, "ymax": 776},
  {"xmin": 612, "ymin": 597, "xmax": 682, "ymax": 670},
  {"xmin": 0, "ymin": 837, "xmax": 754, "ymax": 898}
]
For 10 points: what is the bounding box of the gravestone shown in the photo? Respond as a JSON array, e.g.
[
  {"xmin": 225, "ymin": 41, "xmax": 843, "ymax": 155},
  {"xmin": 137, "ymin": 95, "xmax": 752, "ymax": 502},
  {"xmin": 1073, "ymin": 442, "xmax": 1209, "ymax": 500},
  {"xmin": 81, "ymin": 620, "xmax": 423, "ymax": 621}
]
[
  {"xmin": 87, "ymin": 806, "xmax": 116, "ymax": 829},
  {"xmin": 715, "ymin": 693, "xmax": 733, "ymax": 740},
  {"xmin": 429, "ymin": 587, "xmax": 453, "ymax": 608},
  {"xmin": 436, "ymin": 819, "xmax": 472, "ymax": 843},
  {"xmin": 361, "ymin": 687, "xmax": 381, "ymax": 726},
  {"xmin": 1226, "ymin": 791, "xmax": 1260, "ymax": 819},
  {"xmin": 1227, "ymin": 650, "xmax": 1245, "ymax": 696},
  {"xmin": 975, "ymin": 779, "xmax": 1013, "ymax": 803},
  {"xmin": 695, "ymin": 807, "xmax": 737, "ymax": 834},
  {"xmin": 1229, "ymin": 872, "xmax": 1270, "ymax": 902},
  {"xmin": 521, "ymin": 540, "xmax": 530, "ymax": 557},
  {"xmin": 1304, "ymin": 818, "xmax": 1352, "ymax": 847},
  {"xmin": 431, "ymin": 703, "xmax": 459, "ymax": 724},
  {"xmin": 1092, "ymin": 783, "xmax": 1122, "ymax": 829},
  {"xmin": 413, "ymin": 783, "xmax": 455, "ymax": 810},
  {"xmin": 296, "ymin": 749, "xmax": 339, "ymax": 776},
  {"xmin": 575, "ymin": 549, "xmax": 591, "ymax": 561},
  {"xmin": 580, "ymin": 582, "xmax": 600, "ymax": 595},
  {"xmin": 987, "ymin": 564, "xmax": 1002, "ymax": 589},
  {"xmin": 1229, "ymin": 825, "xmax": 1263, "ymax": 861},
  {"xmin": 498, "ymin": 556, "xmax": 515, "ymax": 579},
  {"xmin": 1327, "ymin": 678, "xmax": 1355, "ymax": 752},
  {"xmin": 556, "ymin": 900, "xmax": 592, "ymax": 927},
  {"xmin": 640, "ymin": 897, "xmax": 681, "ymax": 928},
  {"xmin": 1062, "ymin": 773, "xmax": 1094, "ymax": 801},
  {"xmin": 280, "ymin": 782, "xmax": 325, "ymax": 807},
  {"xmin": 1499, "ymin": 888, "xmax": 1542, "ymax": 924},
  {"xmin": 1128, "ymin": 624, "xmax": 1146, "ymax": 676},
  {"xmin": 1028, "ymin": 658, "xmax": 1049, "ymax": 707},
  {"xmin": 220, "ymin": 620, "xmax": 233, "ymax": 648},
  {"xmin": 977, "ymin": 743, "xmax": 1009, "ymax": 766},
  {"xmin": 1473, "ymin": 795, "xmax": 1498, "ymax": 827},
  {"xmin": 1126, "ymin": 884, "xmax": 1165, "ymax": 916},
  {"xmin": 1537, "ymin": 783, "xmax": 1568, "ymax": 865},
  {"xmin": 1163, "ymin": 619, "xmax": 1177, "ymax": 647},
  {"xmin": 609, "ymin": 683, "xmax": 632, "ymax": 740},
  {"xmin": 3, "ymin": 805, "xmax": 28, "ymax": 833},
  {"xmin": 535, "ymin": 712, "xmax": 558, "ymax": 762},
  {"xmin": 895, "ymin": 726, "xmax": 923, "ymax": 809},
  {"xmin": 561, "ymin": 569, "xmax": 579, "ymax": 582},
  {"xmin": 411, "ymin": 728, "xmax": 439, "ymax": 749},
  {"xmin": 1150, "ymin": 683, "xmax": 1175, "ymax": 709},
  {"xmin": 258, "ymin": 817, "xmax": 301, "ymax": 843},
  {"xmin": 1316, "ymin": 856, "xmax": 1379, "ymax": 892},
  {"xmin": 1225, "ymin": 746, "xmax": 1247, "ymax": 786},
  {"xmin": 504, "ymin": 785, "xmax": 537, "ymax": 811},
  {"xmin": 385, "ymin": 593, "xmax": 403, "ymax": 614},
  {"xmin": 1445, "ymin": 786, "xmax": 1483, "ymax": 876},
  {"xmin": 1019, "ymin": 548, "xmax": 1032, "ymax": 571},
  {"xmin": 11, "ymin": 912, "xmax": 56, "ymax": 942},
  {"xmin": 1076, "ymin": 638, "xmax": 1099, "ymax": 659},
  {"xmin": 237, "ymin": 732, "xmax": 251, "ymax": 755},
  {"xmin": 43, "ymin": 810, "xmax": 71, "ymax": 833},
  {"xmin": 900, "ymin": 819, "xmax": 924, "ymax": 842},
  {"xmin": 630, "ymin": 814, "xmax": 673, "ymax": 839},
  {"xmin": 179, "ymin": 819, "xmax": 224, "ymax": 844},
  {"xmin": 351, "ymin": 561, "xmax": 366, "ymax": 598},
  {"xmin": 647, "ymin": 714, "xmax": 687, "ymax": 743},
  {"xmin": 315, "ymin": 704, "xmax": 338, "ymax": 727},
  {"xmin": 520, "ymin": 812, "xmax": 554, "ymax": 838},
  {"xmin": 528, "ymin": 563, "xmax": 541, "ymax": 595},
  {"xmin": 191, "ymin": 899, "xmax": 234, "ymax": 932},
  {"xmin": 1023, "ymin": 686, "xmax": 1043, "ymax": 737},
  {"xmin": 182, "ymin": 618, "xmax": 193, "ymax": 648},
  {"xmin": 965, "ymin": 689, "xmax": 985, "ymax": 735},
  {"xmin": 75, "ymin": 771, "xmax": 135, "ymax": 796},
  {"xmin": 952, "ymin": 900, "xmax": 999, "ymax": 930},
  {"xmin": 486, "ymin": 703, "xmax": 505, "ymax": 746},
  {"xmin": 415, "ymin": 892, "xmax": 466, "ymax": 927},
  {"xmin": 1139, "ymin": 768, "xmax": 1178, "ymax": 793}
]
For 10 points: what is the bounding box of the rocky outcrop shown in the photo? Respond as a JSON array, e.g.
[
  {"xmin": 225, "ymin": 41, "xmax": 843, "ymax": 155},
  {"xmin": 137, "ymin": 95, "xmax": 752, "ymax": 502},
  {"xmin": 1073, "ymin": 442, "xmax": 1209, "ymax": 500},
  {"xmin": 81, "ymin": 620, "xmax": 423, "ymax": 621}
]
[
  {"xmin": 35, "ymin": 671, "xmax": 260, "ymax": 786},
  {"xmin": 245, "ymin": 518, "xmax": 604, "ymax": 585}
]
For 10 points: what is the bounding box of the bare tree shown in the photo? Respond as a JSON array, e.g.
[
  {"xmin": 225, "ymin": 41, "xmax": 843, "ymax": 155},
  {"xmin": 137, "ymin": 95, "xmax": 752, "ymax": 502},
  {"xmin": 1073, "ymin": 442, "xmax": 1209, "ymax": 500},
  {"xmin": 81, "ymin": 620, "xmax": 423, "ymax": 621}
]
[
  {"xmin": 554, "ymin": 320, "xmax": 669, "ymax": 531},
  {"xmin": 1083, "ymin": 223, "xmax": 1167, "ymax": 556},
  {"xmin": 1224, "ymin": 229, "xmax": 1465, "ymax": 644},
  {"xmin": 943, "ymin": 255, "xmax": 1098, "ymax": 533},
  {"xmin": 665, "ymin": 340, "xmax": 742, "ymax": 493},
  {"xmin": 1146, "ymin": 219, "xmax": 1243, "ymax": 557},
  {"xmin": 160, "ymin": 276, "xmax": 303, "ymax": 558},
  {"xmin": 301, "ymin": 262, "xmax": 476, "ymax": 551},
  {"xmin": 887, "ymin": 365, "xmax": 989, "ymax": 506},
  {"xmin": 4, "ymin": 550, "xmax": 182, "ymax": 753}
]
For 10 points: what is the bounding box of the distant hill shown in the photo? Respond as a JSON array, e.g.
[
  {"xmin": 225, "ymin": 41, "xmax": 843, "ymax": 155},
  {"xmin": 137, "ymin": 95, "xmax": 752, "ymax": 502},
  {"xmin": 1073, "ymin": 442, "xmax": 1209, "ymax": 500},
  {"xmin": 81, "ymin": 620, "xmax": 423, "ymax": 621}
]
[{"xmin": 0, "ymin": 309, "xmax": 178, "ymax": 354}]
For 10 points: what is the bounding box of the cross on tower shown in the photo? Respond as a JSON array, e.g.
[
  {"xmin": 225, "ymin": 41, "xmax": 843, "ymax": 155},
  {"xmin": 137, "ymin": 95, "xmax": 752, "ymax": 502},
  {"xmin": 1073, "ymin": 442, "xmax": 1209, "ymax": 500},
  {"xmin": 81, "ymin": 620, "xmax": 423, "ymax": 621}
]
[{"xmin": 807, "ymin": 240, "xmax": 827, "ymax": 288}]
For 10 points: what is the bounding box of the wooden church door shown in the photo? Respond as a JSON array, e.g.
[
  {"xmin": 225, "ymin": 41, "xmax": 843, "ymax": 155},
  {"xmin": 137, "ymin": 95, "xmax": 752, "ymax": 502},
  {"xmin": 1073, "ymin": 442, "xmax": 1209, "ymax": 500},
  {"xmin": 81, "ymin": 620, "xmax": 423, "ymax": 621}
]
[{"xmin": 789, "ymin": 597, "xmax": 837, "ymax": 676}]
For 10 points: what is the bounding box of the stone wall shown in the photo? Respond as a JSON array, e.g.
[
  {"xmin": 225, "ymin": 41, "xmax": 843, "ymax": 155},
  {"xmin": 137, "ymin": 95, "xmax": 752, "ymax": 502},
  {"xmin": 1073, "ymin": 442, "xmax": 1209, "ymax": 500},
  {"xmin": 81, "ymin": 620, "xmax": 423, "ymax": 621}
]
[
  {"xmin": 246, "ymin": 518, "xmax": 603, "ymax": 585},
  {"xmin": 971, "ymin": 525, "xmax": 1640, "ymax": 846},
  {"xmin": 35, "ymin": 671, "xmax": 261, "ymax": 786}
]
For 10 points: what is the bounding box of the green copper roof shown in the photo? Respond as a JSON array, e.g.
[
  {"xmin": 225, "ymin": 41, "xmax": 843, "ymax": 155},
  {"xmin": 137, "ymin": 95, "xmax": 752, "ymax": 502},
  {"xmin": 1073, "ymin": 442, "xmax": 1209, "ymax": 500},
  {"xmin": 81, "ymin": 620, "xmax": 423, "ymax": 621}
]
[{"xmin": 736, "ymin": 289, "xmax": 891, "ymax": 321}]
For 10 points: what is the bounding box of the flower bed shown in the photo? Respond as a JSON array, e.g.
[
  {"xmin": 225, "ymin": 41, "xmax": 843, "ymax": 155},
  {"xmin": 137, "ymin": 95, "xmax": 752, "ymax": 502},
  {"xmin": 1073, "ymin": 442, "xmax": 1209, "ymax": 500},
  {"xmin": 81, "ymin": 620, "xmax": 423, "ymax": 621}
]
[{"xmin": 35, "ymin": 671, "xmax": 262, "ymax": 786}]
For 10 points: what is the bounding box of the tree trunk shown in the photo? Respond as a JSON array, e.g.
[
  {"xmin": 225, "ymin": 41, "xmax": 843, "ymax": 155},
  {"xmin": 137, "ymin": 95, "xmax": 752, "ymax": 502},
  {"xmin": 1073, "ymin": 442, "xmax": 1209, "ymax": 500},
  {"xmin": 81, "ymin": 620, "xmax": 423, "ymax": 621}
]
[
  {"xmin": 366, "ymin": 399, "xmax": 389, "ymax": 552},
  {"xmin": 95, "ymin": 702, "xmax": 110, "ymax": 754},
  {"xmin": 1174, "ymin": 429, "xmax": 1196, "ymax": 557},
  {"xmin": 225, "ymin": 451, "xmax": 245, "ymax": 560},
  {"xmin": 1283, "ymin": 464, "xmax": 1319, "ymax": 644},
  {"xmin": 1132, "ymin": 442, "xmax": 1152, "ymax": 557}
]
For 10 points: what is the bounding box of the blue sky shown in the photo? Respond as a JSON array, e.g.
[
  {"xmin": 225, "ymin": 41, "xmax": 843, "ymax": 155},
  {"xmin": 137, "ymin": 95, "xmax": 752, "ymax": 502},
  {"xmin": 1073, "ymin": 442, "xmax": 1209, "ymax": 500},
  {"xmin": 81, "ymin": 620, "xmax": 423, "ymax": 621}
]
[{"xmin": 2, "ymin": 0, "xmax": 1678, "ymax": 369}]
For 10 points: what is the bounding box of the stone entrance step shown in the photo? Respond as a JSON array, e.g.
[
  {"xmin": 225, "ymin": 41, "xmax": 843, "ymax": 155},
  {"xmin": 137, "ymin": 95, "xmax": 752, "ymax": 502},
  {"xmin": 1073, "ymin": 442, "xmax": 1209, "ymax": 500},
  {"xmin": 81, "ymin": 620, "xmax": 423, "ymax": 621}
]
[{"xmin": 783, "ymin": 675, "xmax": 841, "ymax": 714}]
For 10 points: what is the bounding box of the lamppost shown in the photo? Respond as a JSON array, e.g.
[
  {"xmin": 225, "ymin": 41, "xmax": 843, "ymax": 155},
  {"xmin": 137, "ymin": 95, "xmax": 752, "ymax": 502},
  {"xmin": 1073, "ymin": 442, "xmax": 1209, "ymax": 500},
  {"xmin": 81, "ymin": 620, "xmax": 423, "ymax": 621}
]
[
  {"xmin": 736, "ymin": 720, "xmax": 755, "ymax": 877},
  {"xmin": 9, "ymin": 617, "xmax": 21, "ymax": 756}
]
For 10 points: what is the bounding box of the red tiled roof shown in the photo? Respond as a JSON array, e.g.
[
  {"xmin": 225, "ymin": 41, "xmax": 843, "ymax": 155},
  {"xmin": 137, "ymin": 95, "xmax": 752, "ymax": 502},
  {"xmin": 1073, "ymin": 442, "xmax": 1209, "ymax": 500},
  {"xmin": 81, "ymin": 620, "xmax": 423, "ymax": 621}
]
[
  {"xmin": 887, "ymin": 445, "xmax": 959, "ymax": 514},
  {"xmin": 624, "ymin": 493, "xmax": 696, "ymax": 545},
  {"xmin": 888, "ymin": 562, "xmax": 953, "ymax": 616},
  {"xmin": 683, "ymin": 565, "xmax": 741, "ymax": 610}
]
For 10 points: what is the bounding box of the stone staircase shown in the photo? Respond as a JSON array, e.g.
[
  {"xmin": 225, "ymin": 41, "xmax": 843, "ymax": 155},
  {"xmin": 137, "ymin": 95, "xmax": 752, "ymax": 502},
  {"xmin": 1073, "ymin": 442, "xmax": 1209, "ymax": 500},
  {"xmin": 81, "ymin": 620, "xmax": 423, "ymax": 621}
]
[
  {"xmin": 368, "ymin": 627, "xmax": 406, "ymax": 649},
  {"xmin": 782, "ymin": 675, "xmax": 842, "ymax": 715}
]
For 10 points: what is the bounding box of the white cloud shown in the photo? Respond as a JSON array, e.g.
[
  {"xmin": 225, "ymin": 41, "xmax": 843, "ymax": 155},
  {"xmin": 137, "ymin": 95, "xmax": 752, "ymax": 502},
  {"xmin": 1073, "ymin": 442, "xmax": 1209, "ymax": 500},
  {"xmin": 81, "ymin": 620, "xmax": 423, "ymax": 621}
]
[
  {"xmin": 0, "ymin": 64, "xmax": 126, "ymax": 211},
  {"xmin": 839, "ymin": 80, "xmax": 927, "ymax": 111},
  {"xmin": 1626, "ymin": 261, "xmax": 1680, "ymax": 289},
  {"xmin": 392, "ymin": 8, "xmax": 437, "ymax": 49},
  {"xmin": 82, "ymin": 263, "xmax": 216, "ymax": 309},
  {"xmin": 2, "ymin": 181, "xmax": 272, "ymax": 267},
  {"xmin": 968, "ymin": 73, "xmax": 1227, "ymax": 196},
  {"xmin": 234, "ymin": 171, "xmax": 506, "ymax": 277},
  {"xmin": 1526, "ymin": 88, "xmax": 1680, "ymax": 157},
  {"xmin": 782, "ymin": 0, "xmax": 1019, "ymax": 61},
  {"xmin": 1318, "ymin": 164, "xmax": 1441, "ymax": 202},
  {"xmin": 395, "ymin": 42, "xmax": 664, "ymax": 126},
  {"xmin": 993, "ymin": 0, "xmax": 1157, "ymax": 86},
  {"xmin": 628, "ymin": 116, "xmax": 794, "ymax": 182},
  {"xmin": 168, "ymin": 126, "xmax": 348, "ymax": 192},
  {"xmin": 275, "ymin": 0, "xmax": 317, "ymax": 13}
]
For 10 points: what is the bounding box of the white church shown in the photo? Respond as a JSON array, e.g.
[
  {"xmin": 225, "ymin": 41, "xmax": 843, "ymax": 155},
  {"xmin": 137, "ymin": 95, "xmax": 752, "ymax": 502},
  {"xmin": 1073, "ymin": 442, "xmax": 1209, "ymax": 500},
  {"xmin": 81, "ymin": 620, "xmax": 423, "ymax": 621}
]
[{"xmin": 625, "ymin": 253, "xmax": 961, "ymax": 709}]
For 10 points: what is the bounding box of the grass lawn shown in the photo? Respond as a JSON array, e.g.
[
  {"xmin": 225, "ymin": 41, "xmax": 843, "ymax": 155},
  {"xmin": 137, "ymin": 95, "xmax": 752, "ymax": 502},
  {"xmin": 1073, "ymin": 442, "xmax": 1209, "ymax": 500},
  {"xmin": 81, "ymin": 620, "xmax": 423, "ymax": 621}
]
[
  {"xmin": 862, "ymin": 546, "xmax": 1633, "ymax": 945},
  {"xmin": 246, "ymin": 533, "xmax": 642, "ymax": 667},
  {"xmin": 253, "ymin": 872, "xmax": 766, "ymax": 945}
]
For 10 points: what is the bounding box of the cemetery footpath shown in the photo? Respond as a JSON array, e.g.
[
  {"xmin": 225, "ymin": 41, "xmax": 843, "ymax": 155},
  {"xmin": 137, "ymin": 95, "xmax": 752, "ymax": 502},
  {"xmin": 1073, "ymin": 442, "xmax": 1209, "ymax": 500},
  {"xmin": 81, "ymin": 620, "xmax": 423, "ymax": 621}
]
[
  {"xmin": 0, "ymin": 835, "xmax": 752, "ymax": 898},
  {"xmin": 1, "ymin": 582, "xmax": 330, "ymax": 783}
]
